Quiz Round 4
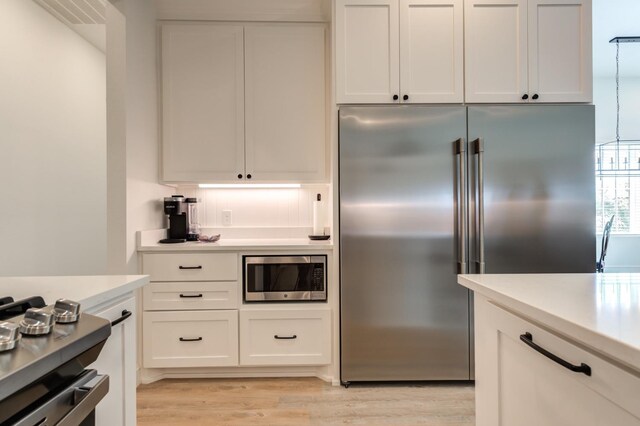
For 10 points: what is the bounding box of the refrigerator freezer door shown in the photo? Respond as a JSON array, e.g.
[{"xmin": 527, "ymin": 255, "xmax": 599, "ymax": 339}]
[
  {"xmin": 339, "ymin": 106, "xmax": 470, "ymax": 381},
  {"xmin": 468, "ymin": 105, "xmax": 595, "ymax": 274}
]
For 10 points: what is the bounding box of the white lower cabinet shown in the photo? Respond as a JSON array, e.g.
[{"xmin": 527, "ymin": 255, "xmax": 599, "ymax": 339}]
[
  {"xmin": 240, "ymin": 309, "xmax": 331, "ymax": 366},
  {"xmin": 140, "ymin": 251, "xmax": 334, "ymax": 375},
  {"xmin": 475, "ymin": 295, "xmax": 640, "ymax": 426},
  {"xmin": 143, "ymin": 310, "xmax": 239, "ymax": 368},
  {"xmin": 143, "ymin": 281, "xmax": 238, "ymax": 311},
  {"xmin": 90, "ymin": 296, "xmax": 136, "ymax": 426}
]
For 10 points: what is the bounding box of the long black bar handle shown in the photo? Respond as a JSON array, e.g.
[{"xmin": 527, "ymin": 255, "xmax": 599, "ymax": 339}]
[
  {"xmin": 274, "ymin": 335, "xmax": 297, "ymax": 340},
  {"xmin": 179, "ymin": 265, "xmax": 202, "ymax": 270},
  {"xmin": 179, "ymin": 294, "xmax": 203, "ymax": 298},
  {"xmin": 179, "ymin": 337, "xmax": 203, "ymax": 342},
  {"xmin": 111, "ymin": 310, "xmax": 132, "ymax": 327},
  {"xmin": 520, "ymin": 332, "xmax": 592, "ymax": 376}
]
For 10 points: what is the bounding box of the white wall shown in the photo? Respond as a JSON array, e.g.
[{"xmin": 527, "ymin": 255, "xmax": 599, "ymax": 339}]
[
  {"xmin": 594, "ymin": 76, "xmax": 640, "ymax": 144},
  {"xmin": 0, "ymin": 0, "xmax": 107, "ymax": 276},
  {"xmin": 124, "ymin": 0, "xmax": 173, "ymax": 274},
  {"xmin": 106, "ymin": 0, "xmax": 173, "ymax": 274},
  {"xmin": 178, "ymin": 186, "xmax": 330, "ymax": 228}
]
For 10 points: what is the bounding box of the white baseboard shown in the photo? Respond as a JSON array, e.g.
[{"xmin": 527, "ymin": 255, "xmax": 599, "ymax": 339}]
[{"xmin": 139, "ymin": 366, "xmax": 338, "ymax": 386}]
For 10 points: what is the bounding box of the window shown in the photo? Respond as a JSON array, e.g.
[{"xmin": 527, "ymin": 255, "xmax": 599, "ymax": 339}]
[{"xmin": 596, "ymin": 141, "xmax": 640, "ymax": 234}]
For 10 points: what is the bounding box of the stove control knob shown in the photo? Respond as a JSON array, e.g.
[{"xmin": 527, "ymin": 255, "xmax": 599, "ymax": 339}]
[
  {"xmin": 19, "ymin": 308, "xmax": 55, "ymax": 336},
  {"xmin": 53, "ymin": 299, "xmax": 81, "ymax": 324},
  {"xmin": 0, "ymin": 321, "xmax": 20, "ymax": 352}
]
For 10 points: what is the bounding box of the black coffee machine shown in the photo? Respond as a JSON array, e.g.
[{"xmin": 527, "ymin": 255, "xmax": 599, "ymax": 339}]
[{"xmin": 159, "ymin": 195, "xmax": 199, "ymax": 244}]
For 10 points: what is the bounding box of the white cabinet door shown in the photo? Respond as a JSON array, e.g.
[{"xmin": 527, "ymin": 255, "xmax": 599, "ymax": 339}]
[
  {"xmin": 400, "ymin": 0, "xmax": 464, "ymax": 103},
  {"xmin": 142, "ymin": 252, "xmax": 238, "ymax": 282},
  {"xmin": 528, "ymin": 0, "xmax": 592, "ymax": 103},
  {"xmin": 161, "ymin": 24, "xmax": 245, "ymax": 182},
  {"xmin": 336, "ymin": 0, "xmax": 400, "ymax": 103},
  {"xmin": 244, "ymin": 25, "xmax": 326, "ymax": 182},
  {"xmin": 143, "ymin": 310, "xmax": 239, "ymax": 368},
  {"xmin": 475, "ymin": 295, "xmax": 640, "ymax": 426},
  {"xmin": 464, "ymin": 0, "xmax": 528, "ymax": 103},
  {"xmin": 239, "ymin": 309, "xmax": 331, "ymax": 366},
  {"xmin": 91, "ymin": 296, "xmax": 136, "ymax": 426}
]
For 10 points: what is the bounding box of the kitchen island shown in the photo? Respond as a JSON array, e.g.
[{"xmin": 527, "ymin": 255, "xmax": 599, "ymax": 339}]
[
  {"xmin": 459, "ymin": 273, "xmax": 640, "ymax": 426},
  {"xmin": 0, "ymin": 275, "xmax": 148, "ymax": 426}
]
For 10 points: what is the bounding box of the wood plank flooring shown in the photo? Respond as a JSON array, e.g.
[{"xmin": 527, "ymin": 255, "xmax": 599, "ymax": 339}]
[{"xmin": 137, "ymin": 378, "xmax": 475, "ymax": 426}]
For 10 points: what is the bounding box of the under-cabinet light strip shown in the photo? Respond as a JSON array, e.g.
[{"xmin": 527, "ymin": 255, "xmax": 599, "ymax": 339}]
[{"xmin": 198, "ymin": 184, "xmax": 302, "ymax": 189}]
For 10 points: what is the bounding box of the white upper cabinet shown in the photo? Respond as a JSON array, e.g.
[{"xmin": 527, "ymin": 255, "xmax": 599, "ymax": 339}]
[
  {"xmin": 400, "ymin": 0, "xmax": 464, "ymax": 103},
  {"xmin": 464, "ymin": 0, "xmax": 528, "ymax": 103},
  {"xmin": 161, "ymin": 24, "xmax": 245, "ymax": 182},
  {"xmin": 335, "ymin": 0, "xmax": 400, "ymax": 103},
  {"xmin": 245, "ymin": 25, "xmax": 326, "ymax": 182},
  {"xmin": 528, "ymin": 0, "xmax": 592, "ymax": 102},
  {"xmin": 464, "ymin": 0, "xmax": 592, "ymax": 103},
  {"xmin": 161, "ymin": 22, "xmax": 328, "ymax": 183},
  {"xmin": 336, "ymin": 0, "xmax": 463, "ymax": 104}
]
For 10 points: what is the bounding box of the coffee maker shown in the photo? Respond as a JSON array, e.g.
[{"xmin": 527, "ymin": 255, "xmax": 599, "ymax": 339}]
[{"xmin": 159, "ymin": 196, "xmax": 200, "ymax": 243}]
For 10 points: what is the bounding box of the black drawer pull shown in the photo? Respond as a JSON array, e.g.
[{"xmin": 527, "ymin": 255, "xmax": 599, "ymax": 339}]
[
  {"xmin": 274, "ymin": 335, "xmax": 297, "ymax": 340},
  {"xmin": 111, "ymin": 310, "xmax": 132, "ymax": 327},
  {"xmin": 179, "ymin": 337, "xmax": 203, "ymax": 342},
  {"xmin": 520, "ymin": 332, "xmax": 591, "ymax": 376},
  {"xmin": 179, "ymin": 294, "xmax": 203, "ymax": 298},
  {"xmin": 179, "ymin": 265, "xmax": 202, "ymax": 270}
]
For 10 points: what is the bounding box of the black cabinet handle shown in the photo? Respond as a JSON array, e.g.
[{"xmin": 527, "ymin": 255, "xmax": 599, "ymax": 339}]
[
  {"xmin": 179, "ymin": 337, "xmax": 203, "ymax": 342},
  {"xmin": 522, "ymin": 94, "xmax": 529, "ymax": 100},
  {"xmin": 247, "ymin": 174, "xmax": 252, "ymax": 179},
  {"xmin": 237, "ymin": 174, "xmax": 243, "ymax": 179},
  {"xmin": 520, "ymin": 332, "xmax": 591, "ymax": 376},
  {"xmin": 274, "ymin": 334, "xmax": 297, "ymax": 340},
  {"xmin": 111, "ymin": 310, "xmax": 132, "ymax": 327},
  {"xmin": 532, "ymin": 94, "xmax": 539, "ymax": 100},
  {"xmin": 403, "ymin": 94, "xmax": 409, "ymax": 101},
  {"xmin": 179, "ymin": 294, "xmax": 203, "ymax": 298},
  {"xmin": 179, "ymin": 265, "xmax": 202, "ymax": 270},
  {"xmin": 393, "ymin": 94, "xmax": 399, "ymax": 101}
]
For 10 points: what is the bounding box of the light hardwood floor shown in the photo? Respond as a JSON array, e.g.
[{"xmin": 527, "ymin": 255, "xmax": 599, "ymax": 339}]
[{"xmin": 137, "ymin": 378, "xmax": 475, "ymax": 426}]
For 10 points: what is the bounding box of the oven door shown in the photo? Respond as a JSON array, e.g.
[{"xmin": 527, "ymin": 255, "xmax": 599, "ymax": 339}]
[
  {"xmin": 13, "ymin": 369, "xmax": 108, "ymax": 426},
  {"xmin": 244, "ymin": 256, "xmax": 327, "ymax": 302}
]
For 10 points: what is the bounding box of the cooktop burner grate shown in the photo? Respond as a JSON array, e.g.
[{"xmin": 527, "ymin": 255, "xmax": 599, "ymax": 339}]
[{"xmin": 0, "ymin": 296, "xmax": 46, "ymax": 321}]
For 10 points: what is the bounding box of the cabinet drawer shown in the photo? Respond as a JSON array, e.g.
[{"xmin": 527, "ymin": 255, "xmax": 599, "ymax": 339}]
[
  {"xmin": 142, "ymin": 253, "xmax": 237, "ymax": 282},
  {"xmin": 143, "ymin": 282, "xmax": 238, "ymax": 311},
  {"xmin": 143, "ymin": 310, "xmax": 238, "ymax": 368},
  {"xmin": 240, "ymin": 309, "xmax": 331, "ymax": 366},
  {"xmin": 486, "ymin": 300, "xmax": 640, "ymax": 421}
]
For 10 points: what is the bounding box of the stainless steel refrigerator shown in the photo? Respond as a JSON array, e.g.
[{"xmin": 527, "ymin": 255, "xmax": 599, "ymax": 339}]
[{"xmin": 339, "ymin": 105, "xmax": 595, "ymax": 383}]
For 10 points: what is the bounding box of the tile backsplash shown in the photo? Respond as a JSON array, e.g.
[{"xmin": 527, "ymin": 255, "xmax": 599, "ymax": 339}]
[{"xmin": 178, "ymin": 185, "xmax": 330, "ymax": 228}]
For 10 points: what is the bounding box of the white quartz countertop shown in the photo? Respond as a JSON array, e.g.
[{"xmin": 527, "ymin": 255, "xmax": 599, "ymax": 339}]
[
  {"xmin": 458, "ymin": 273, "xmax": 640, "ymax": 372},
  {"xmin": 0, "ymin": 275, "xmax": 149, "ymax": 310},
  {"xmin": 137, "ymin": 228, "xmax": 333, "ymax": 252},
  {"xmin": 138, "ymin": 238, "xmax": 333, "ymax": 252}
]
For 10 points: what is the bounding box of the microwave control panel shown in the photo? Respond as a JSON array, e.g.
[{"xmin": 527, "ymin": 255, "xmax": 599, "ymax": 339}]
[{"xmin": 312, "ymin": 264, "xmax": 325, "ymax": 292}]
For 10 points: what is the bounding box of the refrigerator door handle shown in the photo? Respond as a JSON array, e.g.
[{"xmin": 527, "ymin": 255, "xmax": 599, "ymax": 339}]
[
  {"xmin": 455, "ymin": 138, "xmax": 468, "ymax": 274},
  {"xmin": 472, "ymin": 138, "xmax": 486, "ymax": 274}
]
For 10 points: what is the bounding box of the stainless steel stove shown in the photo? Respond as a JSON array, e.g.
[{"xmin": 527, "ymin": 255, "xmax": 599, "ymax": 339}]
[{"xmin": 0, "ymin": 296, "xmax": 111, "ymax": 425}]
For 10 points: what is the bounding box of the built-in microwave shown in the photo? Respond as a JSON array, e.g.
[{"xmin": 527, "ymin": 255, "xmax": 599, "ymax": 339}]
[{"xmin": 243, "ymin": 255, "xmax": 327, "ymax": 302}]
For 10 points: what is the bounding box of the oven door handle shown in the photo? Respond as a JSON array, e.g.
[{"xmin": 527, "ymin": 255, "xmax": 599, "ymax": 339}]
[
  {"xmin": 57, "ymin": 375, "xmax": 110, "ymax": 426},
  {"xmin": 111, "ymin": 310, "xmax": 132, "ymax": 327}
]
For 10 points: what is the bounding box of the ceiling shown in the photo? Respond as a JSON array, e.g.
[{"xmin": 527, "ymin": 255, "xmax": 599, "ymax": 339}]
[
  {"xmin": 33, "ymin": 0, "xmax": 105, "ymax": 52},
  {"xmin": 593, "ymin": 0, "xmax": 640, "ymax": 77}
]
